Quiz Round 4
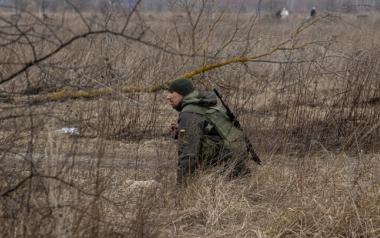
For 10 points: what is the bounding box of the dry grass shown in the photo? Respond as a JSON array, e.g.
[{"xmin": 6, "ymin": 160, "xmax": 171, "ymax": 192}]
[
  {"xmin": 0, "ymin": 4, "xmax": 380, "ymax": 238},
  {"xmin": 2, "ymin": 132, "xmax": 378, "ymax": 237}
]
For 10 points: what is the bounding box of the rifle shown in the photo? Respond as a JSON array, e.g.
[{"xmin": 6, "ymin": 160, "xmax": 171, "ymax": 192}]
[{"xmin": 213, "ymin": 89, "xmax": 262, "ymax": 165}]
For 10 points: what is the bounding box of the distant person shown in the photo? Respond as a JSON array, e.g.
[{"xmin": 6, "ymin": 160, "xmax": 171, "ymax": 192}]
[
  {"xmin": 275, "ymin": 9, "xmax": 282, "ymax": 18},
  {"xmin": 166, "ymin": 78, "xmax": 252, "ymax": 185},
  {"xmin": 310, "ymin": 6, "xmax": 317, "ymax": 18},
  {"xmin": 276, "ymin": 8, "xmax": 289, "ymax": 19}
]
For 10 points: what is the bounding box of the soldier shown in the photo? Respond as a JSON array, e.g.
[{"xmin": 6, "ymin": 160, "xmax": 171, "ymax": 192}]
[{"xmin": 166, "ymin": 78, "xmax": 251, "ymax": 185}]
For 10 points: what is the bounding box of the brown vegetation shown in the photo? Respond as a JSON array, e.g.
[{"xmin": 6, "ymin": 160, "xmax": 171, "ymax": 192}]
[{"xmin": 0, "ymin": 2, "xmax": 379, "ymax": 237}]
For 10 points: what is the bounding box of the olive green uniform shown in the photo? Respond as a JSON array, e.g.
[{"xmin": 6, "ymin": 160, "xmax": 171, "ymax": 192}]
[{"xmin": 175, "ymin": 90, "xmax": 250, "ymax": 184}]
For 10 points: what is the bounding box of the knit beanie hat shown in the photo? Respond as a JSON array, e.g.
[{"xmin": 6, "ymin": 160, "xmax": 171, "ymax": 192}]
[{"xmin": 168, "ymin": 78, "xmax": 194, "ymax": 96}]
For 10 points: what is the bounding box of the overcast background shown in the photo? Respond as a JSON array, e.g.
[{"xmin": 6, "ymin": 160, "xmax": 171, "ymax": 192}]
[{"xmin": 0, "ymin": 0, "xmax": 379, "ymax": 13}]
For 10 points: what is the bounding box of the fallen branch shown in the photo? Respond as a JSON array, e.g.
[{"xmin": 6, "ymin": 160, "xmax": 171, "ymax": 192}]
[{"xmin": 7, "ymin": 15, "xmax": 331, "ymax": 104}]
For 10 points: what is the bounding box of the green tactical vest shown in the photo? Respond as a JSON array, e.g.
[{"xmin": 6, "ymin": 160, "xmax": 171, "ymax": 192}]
[{"xmin": 181, "ymin": 104, "xmax": 243, "ymax": 147}]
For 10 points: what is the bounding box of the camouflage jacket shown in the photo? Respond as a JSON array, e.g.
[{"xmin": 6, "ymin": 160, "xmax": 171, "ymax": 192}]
[{"xmin": 175, "ymin": 90, "xmax": 248, "ymax": 184}]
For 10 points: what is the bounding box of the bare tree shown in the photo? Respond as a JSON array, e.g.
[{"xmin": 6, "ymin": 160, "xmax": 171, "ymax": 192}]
[{"xmin": 1, "ymin": 1, "xmax": 379, "ymax": 237}]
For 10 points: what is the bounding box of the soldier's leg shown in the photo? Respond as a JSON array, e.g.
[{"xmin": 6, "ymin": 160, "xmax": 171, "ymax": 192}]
[
  {"xmin": 177, "ymin": 156, "xmax": 199, "ymax": 185},
  {"xmin": 230, "ymin": 158, "xmax": 251, "ymax": 178}
]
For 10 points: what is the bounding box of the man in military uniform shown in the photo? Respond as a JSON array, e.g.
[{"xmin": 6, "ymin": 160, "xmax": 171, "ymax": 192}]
[{"xmin": 166, "ymin": 78, "xmax": 251, "ymax": 185}]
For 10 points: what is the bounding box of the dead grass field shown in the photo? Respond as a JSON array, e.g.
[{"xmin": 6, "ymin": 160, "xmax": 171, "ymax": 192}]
[{"xmin": 0, "ymin": 5, "xmax": 380, "ymax": 238}]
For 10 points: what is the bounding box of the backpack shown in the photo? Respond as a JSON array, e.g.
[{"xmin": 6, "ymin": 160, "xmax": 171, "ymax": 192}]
[{"xmin": 181, "ymin": 104, "xmax": 243, "ymax": 147}]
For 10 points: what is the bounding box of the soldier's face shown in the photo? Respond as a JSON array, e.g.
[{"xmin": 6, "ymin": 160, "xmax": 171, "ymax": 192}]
[{"xmin": 166, "ymin": 91, "xmax": 183, "ymax": 108}]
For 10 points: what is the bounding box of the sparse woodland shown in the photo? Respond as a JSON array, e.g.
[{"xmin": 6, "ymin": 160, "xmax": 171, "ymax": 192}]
[{"xmin": 0, "ymin": 1, "xmax": 379, "ymax": 237}]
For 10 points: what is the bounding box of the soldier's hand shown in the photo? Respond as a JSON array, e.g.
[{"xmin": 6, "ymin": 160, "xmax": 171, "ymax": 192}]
[
  {"xmin": 169, "ymin": 122, "xmax": 178, "ymax": 139},
  {"xmin": 169, "ymin": 122, "xmax": 177, "ymax": 132}
]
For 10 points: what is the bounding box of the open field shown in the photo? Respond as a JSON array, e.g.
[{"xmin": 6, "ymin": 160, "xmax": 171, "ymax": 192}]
[{"xmin": 0, "ymin": 3, "xmax": 380, "ymax": 237}]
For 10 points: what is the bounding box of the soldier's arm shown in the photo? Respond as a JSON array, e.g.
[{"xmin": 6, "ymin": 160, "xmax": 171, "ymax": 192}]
[{"xmin": 176, "ymin": 111, "xmax": 205, "ymax": 184}]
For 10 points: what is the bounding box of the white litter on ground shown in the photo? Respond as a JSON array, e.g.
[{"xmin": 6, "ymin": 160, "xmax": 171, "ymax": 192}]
[{"xmin": 55, "ymin": 127, "xmax": 79, "ymax": 135}]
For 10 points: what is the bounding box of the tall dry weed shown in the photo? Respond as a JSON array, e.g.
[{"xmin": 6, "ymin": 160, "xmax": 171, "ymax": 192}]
[{"xmin": 0, "ymin": 2, "xmax": 380, "ymax": 237}]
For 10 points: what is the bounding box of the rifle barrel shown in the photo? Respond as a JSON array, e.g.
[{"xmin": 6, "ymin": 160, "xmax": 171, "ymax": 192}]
[{"xmin": 213, "ymin": 89, "xmax": 261, "ymax": 165}]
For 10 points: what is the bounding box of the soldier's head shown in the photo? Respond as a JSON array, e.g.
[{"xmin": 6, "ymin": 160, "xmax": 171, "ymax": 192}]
[{"xmin": 166, "ymin": 78, "xmax": 194, "ymax": 109}]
